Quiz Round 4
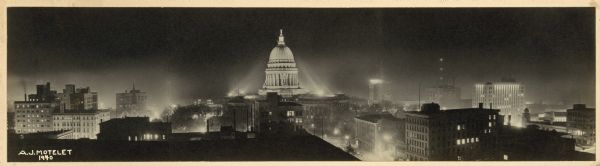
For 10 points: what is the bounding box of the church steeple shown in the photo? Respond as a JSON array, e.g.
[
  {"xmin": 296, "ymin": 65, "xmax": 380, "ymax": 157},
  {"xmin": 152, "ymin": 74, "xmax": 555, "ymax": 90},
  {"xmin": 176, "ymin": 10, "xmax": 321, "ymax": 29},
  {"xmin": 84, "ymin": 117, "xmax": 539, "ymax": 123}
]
[{"xmin": 277, "ymin": 29, "xmax": 285, "ymax": 45}]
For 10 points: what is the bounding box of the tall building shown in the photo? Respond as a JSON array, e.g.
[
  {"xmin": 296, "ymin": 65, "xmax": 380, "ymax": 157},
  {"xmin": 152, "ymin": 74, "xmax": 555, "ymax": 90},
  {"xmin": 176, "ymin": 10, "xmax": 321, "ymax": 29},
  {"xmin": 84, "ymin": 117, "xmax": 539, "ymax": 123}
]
[
  {"xmin": 473, "ymin": 78, "xmax": 525, "ymax": 127},
  {"xmin": 566, "ymin": 104, "xmax": 595, "ymax": 146},
  {"xmin": 368, "ymin": 79, "xmax": 384, "ymax": 106},
  {"xmin": 14, "ymin": 82, "xmax": 60, "ymax": 134},
  {"xmin": 258, "ymin": 29, "xmax": 307, "ymax": 97},
  {"xmin": 405, "ymin": 103, "xmax": 501, "ymax": 161},
  {"xmin": 116, "ymin": 84, "xmax": 148, "ymax": 117},
  {"xmin": 57, "ymin": 84, "xmax": 98, "ymax": 111},
  {"xmin": 426, "ymin": 58, "xmax": 462, "ymax": 109}
]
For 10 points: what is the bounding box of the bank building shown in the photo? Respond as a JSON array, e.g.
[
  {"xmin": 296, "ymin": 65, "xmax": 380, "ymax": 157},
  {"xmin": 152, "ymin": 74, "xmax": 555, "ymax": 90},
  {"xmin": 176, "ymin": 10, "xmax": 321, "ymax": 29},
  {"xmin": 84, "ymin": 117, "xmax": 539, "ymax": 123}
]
[{"xmin": 258, "ymin": 29, "xmax": 307, "ymax": 97}]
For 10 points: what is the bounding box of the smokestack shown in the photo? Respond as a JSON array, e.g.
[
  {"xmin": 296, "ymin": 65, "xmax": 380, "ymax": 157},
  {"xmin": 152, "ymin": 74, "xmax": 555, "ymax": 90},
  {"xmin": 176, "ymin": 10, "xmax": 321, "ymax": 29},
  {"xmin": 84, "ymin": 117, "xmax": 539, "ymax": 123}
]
[
  {"xmin": 206, "ymin": 118, "xmax": 210, "ymax": 133},
  {"xmin": 22, "ymin": 80, "xmax": 27, "ymax": 101}
]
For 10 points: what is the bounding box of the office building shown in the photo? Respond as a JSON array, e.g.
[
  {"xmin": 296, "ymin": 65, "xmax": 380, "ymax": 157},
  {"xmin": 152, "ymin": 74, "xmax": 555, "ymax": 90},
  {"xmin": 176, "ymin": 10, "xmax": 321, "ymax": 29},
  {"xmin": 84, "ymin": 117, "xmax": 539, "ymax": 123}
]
[
  {"xmin": 405, "ymin": 103, "xmax": 501, "ymax": 161},
  {"xmin": 355, "ymin": 113, "xmax": 406, "ymax": 160},
  {"xmin": 566, "ymin": 104, "xmax": 595, "ymax": 146},
  {"xmin": 14, "ymin": 82, "xmax": 60, "ymax": 134},
  {"xmin": 52, "ymin": 109, "xmax": 111, "ymax": 139},
  {"xmin": 116, "ymin": 84, "xmax": 148, "ymax": 117},
  {"xmin": 473, "ymin": 78, "xmax": 525, "ymax": 127}
]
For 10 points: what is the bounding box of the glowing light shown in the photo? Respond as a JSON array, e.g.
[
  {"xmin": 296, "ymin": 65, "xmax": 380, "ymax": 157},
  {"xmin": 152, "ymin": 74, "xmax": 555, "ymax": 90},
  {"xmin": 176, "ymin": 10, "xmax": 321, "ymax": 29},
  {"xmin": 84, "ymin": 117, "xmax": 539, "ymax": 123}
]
[
  {"xmin": 333, "ymin": 128, "xmax": 340, "ymax": 135},
  {"xmin": 369, "ymin": 79, "xmax": 383, "ymax": 84},
  {"xmin": 383, "ymin": 134, "xmax": 392, "ymax": 142},
  {"xmin": 344, "ymin": 135, "xmax": 350, "ymax": 140},
  {"xmin": 315, "ymin": 90, "xmax": 325, "ymax": 96}
]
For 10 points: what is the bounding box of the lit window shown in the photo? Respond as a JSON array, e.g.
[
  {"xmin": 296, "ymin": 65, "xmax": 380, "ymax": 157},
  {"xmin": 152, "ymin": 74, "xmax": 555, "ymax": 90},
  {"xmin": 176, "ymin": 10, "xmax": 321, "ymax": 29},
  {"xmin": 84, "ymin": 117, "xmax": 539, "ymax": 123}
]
[
  {"xmin": 128, "ymin": 136, "xmax": 131, "ymax": 141},
  {"xmin": 470, "ymin": 138, "xmax": 474, "ymax": 143},
  {"xmin": 461, "ymin": 139, "xmax": 465, "ymax": 144},
  {"xmin": 456, "ymin": 139, "xmax": 460, "ymax": 145},
  {"xmin": 489, "ymin": 122, "xmax": 492, "ymax": 127},
  {"xmin": 503, "ymin": 154, "xmax": 508, "ymax": 160},
  {"xmin": 457, "ymin": 125, "xmax": 461, "ymax": 131},
  {"xmin": 287, "ymin": 111, "xmax": 295, "ymax": 117},
  {"xmin": 476, "ymin": 137, "xmax": 479, "ymax": 142}
]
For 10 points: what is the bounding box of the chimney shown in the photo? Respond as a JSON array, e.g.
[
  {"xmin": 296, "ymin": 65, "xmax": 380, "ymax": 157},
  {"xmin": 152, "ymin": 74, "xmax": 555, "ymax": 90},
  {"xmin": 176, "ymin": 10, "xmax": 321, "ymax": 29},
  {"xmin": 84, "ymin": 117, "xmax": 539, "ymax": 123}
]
[{"xmin": 206, "ymin": 118, "xmax": 210, "ymax": 133}]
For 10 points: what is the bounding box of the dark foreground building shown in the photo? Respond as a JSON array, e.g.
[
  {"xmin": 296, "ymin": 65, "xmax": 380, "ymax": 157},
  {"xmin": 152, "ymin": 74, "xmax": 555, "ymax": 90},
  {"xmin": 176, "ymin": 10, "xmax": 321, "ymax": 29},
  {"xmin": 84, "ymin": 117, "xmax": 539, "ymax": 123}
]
[
  {"xmin": 404, "ymin": 103, "xmax": 502, "ymax": 161},
  {"xmin": 499, "ymin": 125, "xmax": 593, "ymax": 161},
  {"xmin": 97, "ymin": 117, "xmax": 171, "ymax": 141},
  {"xmin": 566, "ymin": 104, "xmax": 595, "ymax": 146},
  {"xmin": 7, "ymin": 134, "xmax": 358, "ymax": 161}
]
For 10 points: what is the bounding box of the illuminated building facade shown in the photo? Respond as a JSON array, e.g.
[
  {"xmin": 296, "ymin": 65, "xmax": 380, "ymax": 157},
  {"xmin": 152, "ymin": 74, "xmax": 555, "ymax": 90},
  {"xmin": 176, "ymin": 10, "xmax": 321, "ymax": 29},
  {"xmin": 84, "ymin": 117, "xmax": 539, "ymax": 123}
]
[
  {"xmin": 473, "ymin": 79, "xmax": 525, "ymax": 127},
  {"xmin": 14, "ymin": 101, "xmax": 57, "ymax": 134},
  {"xmin": 14, "ymin": 82, "xmax": 59, "ymax": 134},
  {"xmin": 116, "ymin": 84, "xmax": 148, "ymax": 117},
  {"xmin": 405, "ymin": 103, "xmax": 501, "ymax": 161},
  {"xmin": 566, "ymin": 104, "xmax": 595, "ymax": 146},
  {"xmin": 97, "ymin": 117, "xmax": 171, "ymax": 141},
  {"xmin": 52, "ymin": 109, "xmax": 111, "ymax": 139},
  {"xmin": 258, "ymin": 30, "xmax": 306, "ymax": 97},
  {"xmin": 368, "ymin": 79, "xmax": 384, "ymax": 106}
]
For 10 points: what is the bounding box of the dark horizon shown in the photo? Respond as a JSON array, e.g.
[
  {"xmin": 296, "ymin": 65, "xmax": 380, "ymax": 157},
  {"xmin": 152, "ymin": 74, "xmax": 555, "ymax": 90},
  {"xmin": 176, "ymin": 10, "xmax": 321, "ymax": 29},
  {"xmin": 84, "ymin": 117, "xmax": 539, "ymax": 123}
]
[{"xmin": 7, "ymin": 8, "xmax": 596, "ymax": 109}]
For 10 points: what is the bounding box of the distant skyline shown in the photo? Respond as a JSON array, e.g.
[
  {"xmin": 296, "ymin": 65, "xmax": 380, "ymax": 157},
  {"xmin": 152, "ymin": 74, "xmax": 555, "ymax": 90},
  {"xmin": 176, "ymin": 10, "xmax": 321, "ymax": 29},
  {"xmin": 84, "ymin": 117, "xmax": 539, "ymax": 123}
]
[{"xmin": 7, "ymin": 8, "xmax": 595, "ymax": 108}]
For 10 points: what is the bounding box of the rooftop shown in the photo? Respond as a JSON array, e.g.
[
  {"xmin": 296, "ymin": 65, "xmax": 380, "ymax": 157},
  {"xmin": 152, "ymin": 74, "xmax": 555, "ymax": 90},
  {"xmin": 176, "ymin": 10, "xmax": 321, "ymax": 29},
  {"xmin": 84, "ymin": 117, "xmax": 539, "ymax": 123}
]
[{"xmin": 355, "ymin": 113, "xmax": 396, "ymax": 123}]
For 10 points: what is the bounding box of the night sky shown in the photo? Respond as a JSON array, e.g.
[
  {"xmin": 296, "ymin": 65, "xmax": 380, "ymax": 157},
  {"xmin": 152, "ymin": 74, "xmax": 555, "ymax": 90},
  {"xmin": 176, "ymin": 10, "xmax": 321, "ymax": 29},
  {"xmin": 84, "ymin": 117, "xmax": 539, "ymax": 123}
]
[{"xmin": 7, "ymin": 8, "xmax": 595, "ymax": 109}]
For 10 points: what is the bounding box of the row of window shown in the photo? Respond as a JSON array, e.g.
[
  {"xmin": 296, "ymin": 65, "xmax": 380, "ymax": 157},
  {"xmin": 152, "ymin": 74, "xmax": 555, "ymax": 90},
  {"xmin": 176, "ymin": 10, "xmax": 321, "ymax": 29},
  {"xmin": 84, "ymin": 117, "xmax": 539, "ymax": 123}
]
[
  {"xmin": 16, "ymin": 114, "xmax": 49, "ymax": 118},
  {"xmin": 456, "ymin": 137, "xmax": 479, "ymax": 145},
  {"xmin": 16, "ymin": 104, "xmax": 49, "ymax": 108},
  {"xmin": 128, "ymin": 134, "xmax": 167, "ymax": 141},
  {"xmin": 53, "ymin": 116, "xmax": 96, "ymax": 120},
  {"xmin": 16, "ymin": 109, "xmax": 47, "ymax": 113},
  {"xmin": 54, "ymin": 122, "xmax": 96, "ymax": 127},
  {"xmin": 16, "ymin": 119, "xmax": 48, "ymax": 122}
]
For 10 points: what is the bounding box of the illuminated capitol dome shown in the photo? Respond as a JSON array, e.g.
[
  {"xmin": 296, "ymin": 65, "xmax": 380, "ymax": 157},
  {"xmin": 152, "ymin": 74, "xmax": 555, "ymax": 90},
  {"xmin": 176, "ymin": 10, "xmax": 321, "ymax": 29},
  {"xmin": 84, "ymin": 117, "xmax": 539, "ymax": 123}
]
[{"xmin": 258, "ymin": 29, "xmax": 307, "ymax": 97}]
